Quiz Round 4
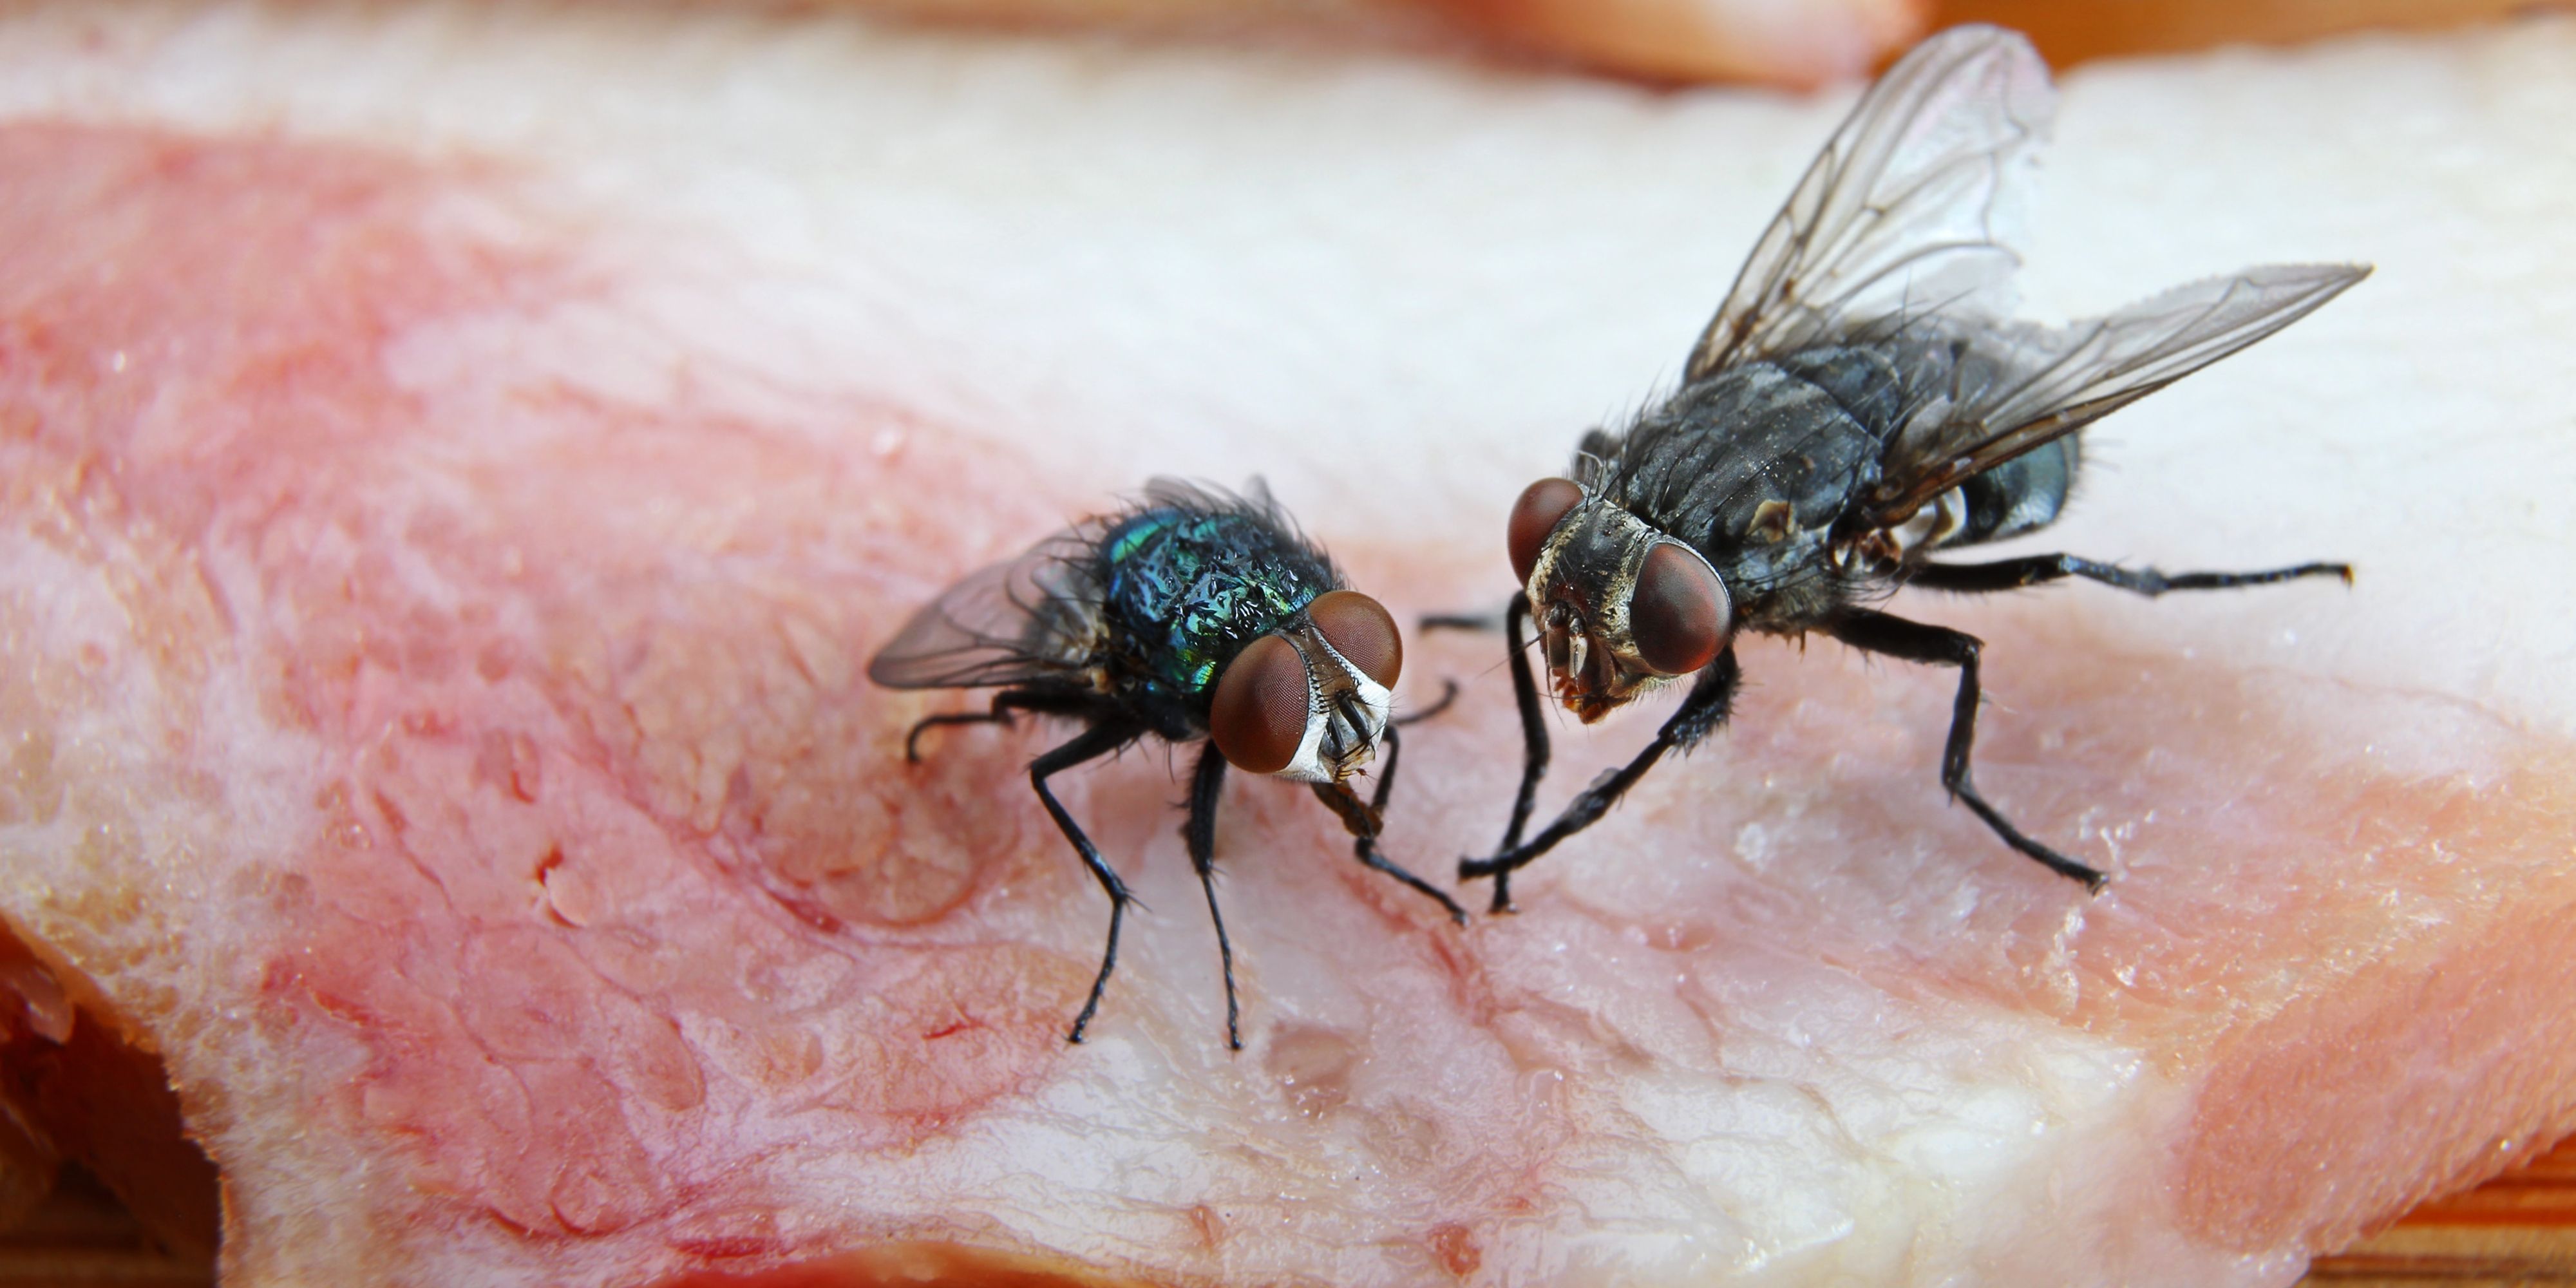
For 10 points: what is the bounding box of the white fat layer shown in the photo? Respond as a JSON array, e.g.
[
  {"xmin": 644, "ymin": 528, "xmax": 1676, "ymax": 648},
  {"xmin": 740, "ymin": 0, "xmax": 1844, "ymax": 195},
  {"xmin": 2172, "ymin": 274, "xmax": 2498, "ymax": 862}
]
[{"xmin": 1271, "ymin": 634, "xmax": 1392, "ymax": 785}]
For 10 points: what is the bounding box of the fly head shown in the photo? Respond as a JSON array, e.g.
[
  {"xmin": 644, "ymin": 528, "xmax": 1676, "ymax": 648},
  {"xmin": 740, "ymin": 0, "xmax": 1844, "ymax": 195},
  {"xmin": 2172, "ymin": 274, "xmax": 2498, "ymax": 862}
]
[
  {"xmin": 1210, "ymin": 589, "xmax": 1401, "ymax": 783},
  {"xmin": 1510, "ymin": 479, "xmax": 1732, "ymax": 723}
]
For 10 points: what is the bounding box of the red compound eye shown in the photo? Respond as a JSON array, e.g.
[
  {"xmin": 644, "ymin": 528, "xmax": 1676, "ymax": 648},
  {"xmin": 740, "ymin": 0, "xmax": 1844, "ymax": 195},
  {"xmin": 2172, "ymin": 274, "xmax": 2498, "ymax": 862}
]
[
  {"xmin": 1306, "ymin": 590, "xmax": 1401, "ymax": 688},
  {"xmin": 1629, "ymin": 542, "xmax": 1729, "ymax": 676},
  {"xmin": 1508, "ymin": 478, "xmax": 1585, "ymax": 585},
  {"xmin": 1211, "ymin": 634, "xmax": 1312, "ymax": 774}
]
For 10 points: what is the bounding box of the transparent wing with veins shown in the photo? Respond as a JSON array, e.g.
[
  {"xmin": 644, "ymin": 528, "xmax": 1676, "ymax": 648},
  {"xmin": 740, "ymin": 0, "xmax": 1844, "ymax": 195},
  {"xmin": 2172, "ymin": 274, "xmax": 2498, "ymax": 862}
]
[
  {"xmin": 1683, "ymin": 24, "xmax": 2053, "ymax": 382},
  {"xmin": 864, "ymin": 524, "xmax": 1106, "ymax": 691},
  {"xmin": 1864, "ymin": 265, "xmax": 2368, "ymax": 524},
  {"xmin": 864, "ymin": 475, "xmax": 1305, "ymax": 692},
  {"xmin": 1680, "ymin": 24, "xmax": 2369, "ymax": 529}
]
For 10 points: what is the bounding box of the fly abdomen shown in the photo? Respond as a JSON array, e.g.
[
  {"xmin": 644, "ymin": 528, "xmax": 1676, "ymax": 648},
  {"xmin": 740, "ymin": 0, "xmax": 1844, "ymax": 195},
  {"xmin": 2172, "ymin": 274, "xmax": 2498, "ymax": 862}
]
[{"xmin": 1948, "ymin": 434, "xmax": 2078, "ymax": 548}]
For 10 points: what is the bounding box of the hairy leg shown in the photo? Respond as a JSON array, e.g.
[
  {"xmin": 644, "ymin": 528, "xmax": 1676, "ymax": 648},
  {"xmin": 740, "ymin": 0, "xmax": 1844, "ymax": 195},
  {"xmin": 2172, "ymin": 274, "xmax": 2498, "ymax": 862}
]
[
  {"xmin": 1460, "ymin": 647, "xmax": 1742, "ymax": 913},
  {"xmin": 1393, "ymin": 676, "xmax": 1462, "ymax": 728},
  {"xmin": 903, "ymin": 687, "xmax": 1103, "ymax": 761},
  {"xmin": 1309, "ymin": 726, "xmax": 1469, "ymax": 924},
  {"xmin": 1825, "ymin": 609, "xmax": 2108, "ymax": 891},
  {"xmin": 1904, "ymin": 553, "xmax": 2353, "ymax": 597},
  {"xmin": 1180, "ymin": 743, "xmax": 1242, "ymax": 1050},
  {"xmin": 1028, "ymin": 722, "xmax": 1149, "ymax": 1043}
]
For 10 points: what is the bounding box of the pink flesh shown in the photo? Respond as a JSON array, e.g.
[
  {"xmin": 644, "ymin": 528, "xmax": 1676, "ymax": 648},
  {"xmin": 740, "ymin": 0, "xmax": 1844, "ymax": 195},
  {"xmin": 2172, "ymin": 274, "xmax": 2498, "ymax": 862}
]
[{"xmin": 1, "ymin": 26, "xmax": 2574, "ymax": 1288}]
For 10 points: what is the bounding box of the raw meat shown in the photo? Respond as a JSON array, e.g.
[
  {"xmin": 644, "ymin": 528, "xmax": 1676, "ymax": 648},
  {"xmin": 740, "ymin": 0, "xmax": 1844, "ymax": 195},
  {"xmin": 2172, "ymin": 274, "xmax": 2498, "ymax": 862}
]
[{"xmin": 1, "ymin": 6, "xmax": 2573, "ymax": 1286}]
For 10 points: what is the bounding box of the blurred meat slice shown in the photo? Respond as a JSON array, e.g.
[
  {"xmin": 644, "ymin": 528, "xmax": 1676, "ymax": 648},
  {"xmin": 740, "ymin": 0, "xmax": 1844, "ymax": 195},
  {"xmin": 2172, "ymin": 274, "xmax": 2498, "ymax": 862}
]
[
  {"xmin": 1933, "ymin": 0, "xmax": 2539, "ymax": 65},
  {"xmin": 688, "ymin": 0, "xmax": 1933, "ymax": 84},
  {"xmin": 1, "ymin": 6, "xmax": 2573, "ymax": 1287},
  {"xmin": 1421, "ymin": 0, "xmax": 1921, "ymax": 83},
  {"xmin": 651, "ymin": 0, "xmax": 2533, "ymax": 84}
]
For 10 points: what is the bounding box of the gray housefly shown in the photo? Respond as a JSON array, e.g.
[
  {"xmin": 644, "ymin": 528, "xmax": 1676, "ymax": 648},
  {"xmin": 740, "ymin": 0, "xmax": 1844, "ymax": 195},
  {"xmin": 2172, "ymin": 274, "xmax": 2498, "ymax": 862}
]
[
  {"xmin": 870, "ymin": 478, "xmax": 1464, "ymax": 1049},
  {"xmin": 1454, "ymin": 25, "xmax": 2366, "ymax": 912}
]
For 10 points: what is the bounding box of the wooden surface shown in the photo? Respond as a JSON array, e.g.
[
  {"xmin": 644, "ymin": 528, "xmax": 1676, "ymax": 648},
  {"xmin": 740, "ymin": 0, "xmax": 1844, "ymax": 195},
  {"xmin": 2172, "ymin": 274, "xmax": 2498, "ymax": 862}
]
[
  {"xmin": 2304, "ymin": 1135, "xmax": 2576, "ymax": 1285},
  {"xmin": 1930, "ymin": 0, "xmax": 2539, "ymax": 67},
  {"xmin": 5, "ymin": 1139, "xmax": 2575, "ymax": 1284},
  {"xmin": 0, "ymin": 1167, "xmax": 211, "ymax": 1286}
]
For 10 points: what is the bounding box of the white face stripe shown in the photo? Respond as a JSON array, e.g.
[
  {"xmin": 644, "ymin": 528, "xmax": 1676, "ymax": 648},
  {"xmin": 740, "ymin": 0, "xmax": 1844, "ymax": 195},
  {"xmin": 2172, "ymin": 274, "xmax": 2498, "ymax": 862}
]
[{"xmin": 1270, "ymin": 632, "xmax": 1393, "ymax": 785}]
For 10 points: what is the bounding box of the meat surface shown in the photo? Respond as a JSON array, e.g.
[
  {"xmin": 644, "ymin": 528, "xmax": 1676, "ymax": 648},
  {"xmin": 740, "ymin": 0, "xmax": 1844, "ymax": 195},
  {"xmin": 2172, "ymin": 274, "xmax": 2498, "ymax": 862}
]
[{"xmin": 0, "ymin": 5, "xmax": 2572, "ymax": 1285}]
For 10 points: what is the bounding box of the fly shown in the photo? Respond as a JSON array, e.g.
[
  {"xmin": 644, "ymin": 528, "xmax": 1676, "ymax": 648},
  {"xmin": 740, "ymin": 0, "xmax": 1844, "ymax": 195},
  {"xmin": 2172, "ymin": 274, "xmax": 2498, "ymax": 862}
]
[
  {"xmin": 870, "ymin": 478, "xmax": 1464, "ymax": 1049},
  {"xmin": 1454, "ymin": 25, "xmax": 2365, "ymax": 912}
]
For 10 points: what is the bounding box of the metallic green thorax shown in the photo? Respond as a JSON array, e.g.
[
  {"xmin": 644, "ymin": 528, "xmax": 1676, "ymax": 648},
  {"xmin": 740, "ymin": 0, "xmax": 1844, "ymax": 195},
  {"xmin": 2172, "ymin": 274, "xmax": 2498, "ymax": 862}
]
[{"xmin": 1097, "ymin": 504, "xmax": 1338, "ymax": 732}]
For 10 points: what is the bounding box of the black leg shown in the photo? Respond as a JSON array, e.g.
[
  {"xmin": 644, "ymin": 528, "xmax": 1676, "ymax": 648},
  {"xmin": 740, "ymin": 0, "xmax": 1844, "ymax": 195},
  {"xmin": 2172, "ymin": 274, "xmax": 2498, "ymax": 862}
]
[
  {"xmin": 1825, "ymin": 608, "xmax": 2107, "ymax": 891},
  {"xmin": 1352, "ymin": 830, "xmax": 1470, "ymax": 925},
  {"xmin": 1368, "ymin": 721, "xmax": 1403, "ymax": 813},
  {"xmin": 1420, "ymin": 612, "xmax": 1504, "ymax": 632},
  {"xmin": 1309, "ymin": 724, "xmax": 1470, "ymax": 925},
  {"xmin": 905, "ymin": 710, "xmax": 1007, "ymax": 761},
  {"xmin": 905, "ymin": 687, "xmax": 1099, "ymax": 762},
  {"xmin": 1460, "ymin": 647, "xmax": 1741, "ymax": 913},
  {"xmin": 1497, "ymin": 591, "xmax": 1552, "ymax": 857},
  {"xmin": 1028, "ymin": 721, "xmax": 1147, "ymax": 1044},
  {"xmin": 1179, "ymin": 744, "xmax": 1244, "ymax": 1051},
  {"xmin": 1904, "ymin": 553, "xmax": 2351, "ymax": 597},
  {"xmin": 1423, "ymin": 594, "xmax": 1555, "ymax": 859},
  {"xmin": 1393, "ymin": 677, "xmax": 1463, "ymax": 728}
]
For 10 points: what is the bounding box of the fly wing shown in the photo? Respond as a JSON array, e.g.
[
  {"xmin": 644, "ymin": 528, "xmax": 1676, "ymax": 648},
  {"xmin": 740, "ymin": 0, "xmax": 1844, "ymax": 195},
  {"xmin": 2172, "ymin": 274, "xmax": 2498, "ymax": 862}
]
[
  {"xmin": 1684, "ymin": 25, "xmax": 2053, "ymax": 383},
  {"xmin": 1865, "ymin": 263, "xmax": 2369, "ymax": 524},
  {"xmin": 865, "ymin": 525, "xmax": 1105, "ymax": 690}
]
